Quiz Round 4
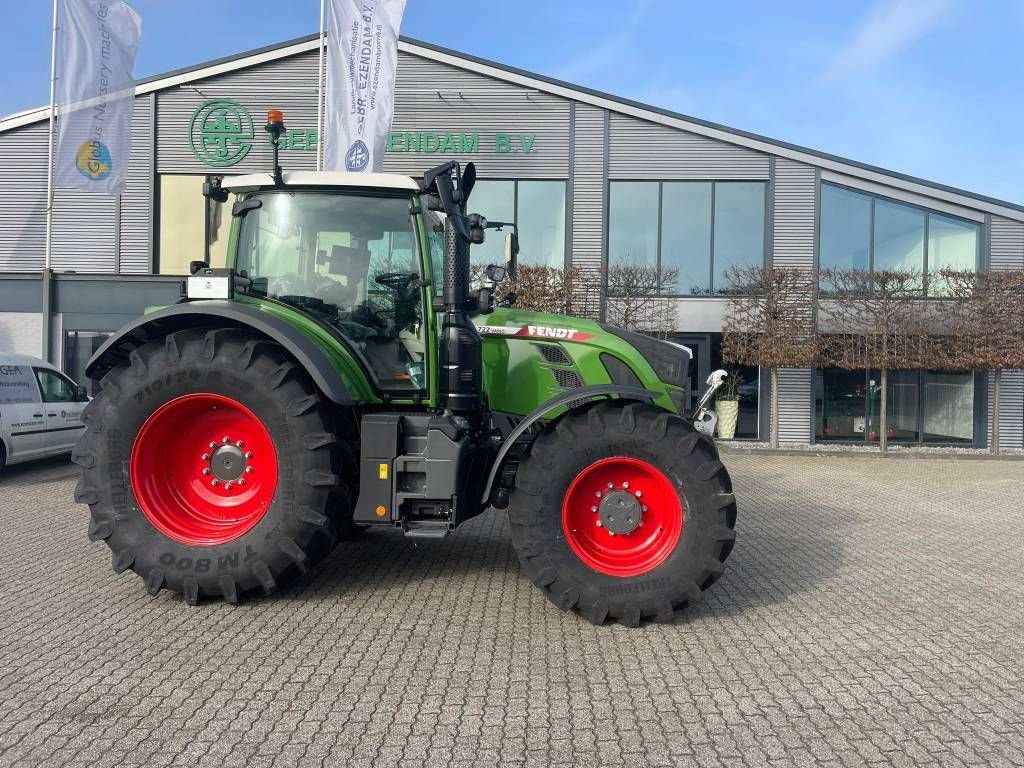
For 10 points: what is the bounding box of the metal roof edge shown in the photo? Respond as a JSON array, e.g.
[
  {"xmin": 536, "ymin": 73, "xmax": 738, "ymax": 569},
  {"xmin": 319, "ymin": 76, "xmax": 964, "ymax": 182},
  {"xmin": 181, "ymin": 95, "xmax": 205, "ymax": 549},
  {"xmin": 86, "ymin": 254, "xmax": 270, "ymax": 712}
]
[{"xmin": 2, "ymin": 31, "xmax": 1022, "ymax": 220}]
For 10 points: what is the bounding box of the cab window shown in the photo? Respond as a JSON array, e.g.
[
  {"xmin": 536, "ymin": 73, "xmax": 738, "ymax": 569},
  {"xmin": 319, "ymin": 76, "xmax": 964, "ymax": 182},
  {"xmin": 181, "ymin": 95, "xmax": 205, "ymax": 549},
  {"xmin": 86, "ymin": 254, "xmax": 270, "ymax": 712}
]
[
  {"xmin": 236, "ymin": 191, "xmax": 426, "ymax": 391},
  {"xmin": 0, "ymin": 365, "xmax": 41, "ymax": 405},
  {"xmin": 34, "ymin": 368, "xmax": 79, "ymax": 402}
]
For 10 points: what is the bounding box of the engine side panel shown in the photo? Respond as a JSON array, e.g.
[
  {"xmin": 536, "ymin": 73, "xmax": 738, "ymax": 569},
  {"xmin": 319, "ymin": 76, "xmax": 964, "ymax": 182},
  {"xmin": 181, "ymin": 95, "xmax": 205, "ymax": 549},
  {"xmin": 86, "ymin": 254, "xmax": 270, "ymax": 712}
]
[{"xmin": 475, "ymin": 308, "xmax": 682, "ymax": 417}]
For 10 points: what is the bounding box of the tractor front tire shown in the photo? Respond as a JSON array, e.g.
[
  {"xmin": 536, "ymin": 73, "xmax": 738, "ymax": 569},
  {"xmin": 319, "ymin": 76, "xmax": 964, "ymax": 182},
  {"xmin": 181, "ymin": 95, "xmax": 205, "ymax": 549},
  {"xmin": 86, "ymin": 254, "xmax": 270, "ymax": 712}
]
[
  {"xmin": 72, "ymin": 328, "xmax": 350, "ymax": 604},
  {"xmin": 508, "ymin": 401, "xmax": 737, "ymax": 627}
]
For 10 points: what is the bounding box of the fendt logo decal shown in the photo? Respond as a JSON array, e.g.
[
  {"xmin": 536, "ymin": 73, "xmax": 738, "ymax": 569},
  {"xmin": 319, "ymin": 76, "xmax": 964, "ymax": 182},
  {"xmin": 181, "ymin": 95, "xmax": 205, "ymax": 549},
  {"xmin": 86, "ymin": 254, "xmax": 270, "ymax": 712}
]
[{"xmin": 476, "ymin": 325, "xmax": 594, "ymax": 342}]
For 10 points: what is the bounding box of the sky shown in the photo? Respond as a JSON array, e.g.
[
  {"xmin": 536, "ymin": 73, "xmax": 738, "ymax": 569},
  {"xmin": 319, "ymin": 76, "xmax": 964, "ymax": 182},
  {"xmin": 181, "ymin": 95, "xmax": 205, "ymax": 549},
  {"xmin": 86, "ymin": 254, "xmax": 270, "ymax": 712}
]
[{"xmin": 2, "ymin": 0, "xmax": 1023, "ymax": 203}]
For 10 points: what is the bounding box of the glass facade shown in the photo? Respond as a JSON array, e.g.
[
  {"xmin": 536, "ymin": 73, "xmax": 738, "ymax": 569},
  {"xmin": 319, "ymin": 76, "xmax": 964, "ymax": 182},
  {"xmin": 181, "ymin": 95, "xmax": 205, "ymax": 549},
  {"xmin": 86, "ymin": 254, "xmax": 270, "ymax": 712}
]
[
  {"xmin": 608, "ymin": 181, "xmax": 766, "ymax": 294},
  {"xmin": 470, "ymin": 180, "xmax": 565, "ymax": 268},
  {"xmin": 816, "ymin": 368, "xmax": 974, "ymax": 444},
  {"xmin": 818, "ymin": 183, "xmax": 979, "ymax": 294}
]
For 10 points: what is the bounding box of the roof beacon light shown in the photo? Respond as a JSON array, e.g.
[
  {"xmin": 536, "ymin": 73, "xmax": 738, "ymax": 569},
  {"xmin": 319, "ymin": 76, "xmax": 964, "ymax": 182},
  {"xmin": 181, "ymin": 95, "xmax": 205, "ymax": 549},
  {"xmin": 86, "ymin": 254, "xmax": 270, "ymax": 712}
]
[{"xmin": 265, "ymin": 109, "xmax": 286, "ymax": 186}]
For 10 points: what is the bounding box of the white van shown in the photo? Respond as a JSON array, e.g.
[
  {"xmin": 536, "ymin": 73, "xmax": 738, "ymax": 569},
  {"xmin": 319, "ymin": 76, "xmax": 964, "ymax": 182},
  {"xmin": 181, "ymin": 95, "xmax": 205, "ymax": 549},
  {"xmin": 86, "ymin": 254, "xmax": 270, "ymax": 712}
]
[{"xmin": 0, "ymin": 354, "xmax": 89, "ymax": 472}]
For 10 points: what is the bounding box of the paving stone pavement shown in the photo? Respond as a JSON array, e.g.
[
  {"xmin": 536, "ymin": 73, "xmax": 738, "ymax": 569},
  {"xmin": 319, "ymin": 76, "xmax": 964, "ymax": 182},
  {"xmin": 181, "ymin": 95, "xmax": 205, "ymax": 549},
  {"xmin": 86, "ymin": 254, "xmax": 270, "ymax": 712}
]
[{"xmin": 0, "ymin": 453, "xmax": 1022, "ymax": 768}]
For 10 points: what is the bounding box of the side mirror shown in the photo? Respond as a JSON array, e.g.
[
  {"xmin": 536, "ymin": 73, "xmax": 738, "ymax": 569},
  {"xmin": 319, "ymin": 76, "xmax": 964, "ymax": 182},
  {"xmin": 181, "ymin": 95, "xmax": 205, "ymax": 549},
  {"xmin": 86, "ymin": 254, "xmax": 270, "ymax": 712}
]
[
  {"xmin": 504, "ymin": 233, "xmax": 519, "ymax": 280},
  {"xmin": 460, "ymin": 162, "xmax": 476, "ymax": 204},
  {"xmin": 483, "ymin": 264, "xmax": 507, "ymax": 283},
  {"xmin": 74, "ymin": 385, "xmax": 89, "ymax": 402}
]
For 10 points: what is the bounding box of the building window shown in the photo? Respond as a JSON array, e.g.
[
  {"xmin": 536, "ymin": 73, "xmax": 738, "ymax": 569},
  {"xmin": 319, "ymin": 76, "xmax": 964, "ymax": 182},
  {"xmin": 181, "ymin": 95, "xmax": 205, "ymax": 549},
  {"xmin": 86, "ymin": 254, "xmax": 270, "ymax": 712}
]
[
  {"xmin": 608, "ymin": 180, "xmax": 766, "ymax": 295},
  {"xmin": 818, "ymin": 183, "xmax": 979, "ymax": 294},
  {"xmin": 64, "ymin": 330, "xmax": 112, "ymax": 397},
  {"xmin": 470, "ymin": 180, "xmax": 565, "ymax": 268},
  {"xmin": 815, "ymin": 368, "xmax": 974, "ymax": 445},
  {"xmin": 157, "ymin": 175, "xmax": 230, "ymax": 275}
]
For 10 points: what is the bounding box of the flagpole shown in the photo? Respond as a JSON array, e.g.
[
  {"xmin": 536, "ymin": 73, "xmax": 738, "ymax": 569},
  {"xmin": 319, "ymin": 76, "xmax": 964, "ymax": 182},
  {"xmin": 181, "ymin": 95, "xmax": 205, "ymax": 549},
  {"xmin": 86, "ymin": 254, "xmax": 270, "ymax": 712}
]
[
  {"xmin": 45, "ymin": 0, "xmax": 59, "ymax": 271},
  {"xmin": 315, "ymin": 0, "xmax": 326, "ymax": 171},
  {"xmin": 42, "ymin": 0, "xmax": 59, "ymax": 361}
]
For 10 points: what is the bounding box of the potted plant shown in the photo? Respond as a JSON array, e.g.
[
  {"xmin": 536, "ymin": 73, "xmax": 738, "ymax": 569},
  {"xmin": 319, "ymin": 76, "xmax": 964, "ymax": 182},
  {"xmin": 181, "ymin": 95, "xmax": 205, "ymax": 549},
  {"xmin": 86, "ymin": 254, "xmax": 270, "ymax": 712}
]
[{"xmin": 715, "ymin": 370, "xmax": 742, "ymax": 440}]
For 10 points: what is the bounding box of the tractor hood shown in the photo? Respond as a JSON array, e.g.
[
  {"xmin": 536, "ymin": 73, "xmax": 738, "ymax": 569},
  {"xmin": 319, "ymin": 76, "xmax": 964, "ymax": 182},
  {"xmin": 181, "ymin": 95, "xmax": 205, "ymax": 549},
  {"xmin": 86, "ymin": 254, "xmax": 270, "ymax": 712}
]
[{"xmin": 474, "ymin": 307, "xmax": 689, "ymax": 417}]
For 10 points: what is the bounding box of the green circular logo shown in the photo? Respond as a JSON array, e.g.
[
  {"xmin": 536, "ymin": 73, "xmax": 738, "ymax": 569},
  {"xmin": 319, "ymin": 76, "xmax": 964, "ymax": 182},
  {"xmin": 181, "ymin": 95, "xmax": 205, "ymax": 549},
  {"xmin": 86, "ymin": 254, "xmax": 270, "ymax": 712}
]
[{"xmin": 189, "ymin": 99, "xmax": 254, "ymax": 167}]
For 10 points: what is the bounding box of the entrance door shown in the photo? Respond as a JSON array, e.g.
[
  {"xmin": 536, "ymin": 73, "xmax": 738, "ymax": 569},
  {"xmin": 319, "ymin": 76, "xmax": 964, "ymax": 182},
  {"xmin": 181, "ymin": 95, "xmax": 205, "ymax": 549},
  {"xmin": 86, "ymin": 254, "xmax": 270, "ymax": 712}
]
[{"xmin": 673, "ymin": 334, "xmax": 711, "ymax": 412}]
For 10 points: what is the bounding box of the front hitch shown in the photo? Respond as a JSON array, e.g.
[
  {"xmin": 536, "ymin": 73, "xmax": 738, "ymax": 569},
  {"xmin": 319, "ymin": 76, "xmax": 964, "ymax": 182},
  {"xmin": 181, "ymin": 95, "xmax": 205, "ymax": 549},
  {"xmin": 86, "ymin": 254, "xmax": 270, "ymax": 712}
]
[{"xmin": 690, "ymin": 369, "xmax": 728, "ymax": 438}]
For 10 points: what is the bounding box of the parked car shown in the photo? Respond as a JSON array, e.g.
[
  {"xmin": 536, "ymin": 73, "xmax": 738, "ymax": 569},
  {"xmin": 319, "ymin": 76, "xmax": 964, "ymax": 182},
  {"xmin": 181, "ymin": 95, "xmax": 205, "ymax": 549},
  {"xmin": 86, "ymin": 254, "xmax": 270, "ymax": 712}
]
[{"xmin": 0, "ymin": 353, "xmax": 89, "ymax": 472}]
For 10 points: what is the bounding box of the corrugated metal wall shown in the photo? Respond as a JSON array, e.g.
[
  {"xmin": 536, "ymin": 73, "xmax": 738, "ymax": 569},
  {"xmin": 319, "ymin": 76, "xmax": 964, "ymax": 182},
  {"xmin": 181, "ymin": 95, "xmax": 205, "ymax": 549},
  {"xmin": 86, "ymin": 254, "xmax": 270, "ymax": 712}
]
[
  {"xmin": 154, "ymin": 49, "xmax": 571, "ymax": 179},
  {"xmin": 777, "ymin": 368, "xmax": 812, "ymax": 443},
  {"xmin": 986, "ymin": 215, "xmax": 1024, "ymax": 449},
  {"xmin": 769, "ymin": 159, "xmax": 817, "ymax": 443},
  {"xmin": 0, "ymin": 123, "xmax": 47, "ymax": 271},
  {"xmin": 607, "ymin": 114, "xmax": 769, "ymax": 179},
  {"xmin": 119, "ymin": 96, "xmax": 155, "ymax": 273},
  {"xmin": 569, "ymin": 104, "xmax": 606, "ymax": 272},
  {"xmin": 771, "ymin": 159, "xmax": 816, "ymax": 270},
  {"xmin": 989, "ymin": 215, "xmax": 1024, "ymax": 269},
  {"xmin": 385, "ymin": 52, "xmax": 570, "ymax": 179},
  {"xmin": 156, "ymin": 50, "xmax": 320, "ymax": 174},
  {"xmin": 51, "ymin": 187, "xmax": 117, "ymax": 273}
]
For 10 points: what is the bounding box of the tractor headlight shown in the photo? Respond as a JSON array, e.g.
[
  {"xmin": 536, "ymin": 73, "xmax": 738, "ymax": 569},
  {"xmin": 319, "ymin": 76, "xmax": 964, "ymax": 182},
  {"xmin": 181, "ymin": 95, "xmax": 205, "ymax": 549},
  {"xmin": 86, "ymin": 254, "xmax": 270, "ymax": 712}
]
[{"xmin": 601, "ymin": 325, "xmax": 691, "ymax": 389}]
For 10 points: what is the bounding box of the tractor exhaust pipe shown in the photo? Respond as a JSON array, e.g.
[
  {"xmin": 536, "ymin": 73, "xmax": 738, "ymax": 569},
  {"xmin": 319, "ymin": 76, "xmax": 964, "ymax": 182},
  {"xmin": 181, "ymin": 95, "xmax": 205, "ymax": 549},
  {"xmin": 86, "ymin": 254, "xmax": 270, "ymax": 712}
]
[
  {"xmin": 440, "ymin": 216, "xmax": 482, "ymax": 416},
  {"xmin": 422, "ymin": 162, "xmax": 483, "ymax": 417}
]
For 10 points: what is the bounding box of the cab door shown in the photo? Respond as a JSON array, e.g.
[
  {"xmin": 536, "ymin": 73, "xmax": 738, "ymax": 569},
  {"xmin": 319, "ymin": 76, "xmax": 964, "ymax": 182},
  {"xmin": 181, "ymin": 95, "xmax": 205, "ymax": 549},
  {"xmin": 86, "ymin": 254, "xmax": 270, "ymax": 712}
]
[
  {"xmin": 32, "ymin": 367, "xmax": 87, "ymax": 454},
  {"xmin": 0, "ymin": 364, "xmax": 48, "ymax": 460}
]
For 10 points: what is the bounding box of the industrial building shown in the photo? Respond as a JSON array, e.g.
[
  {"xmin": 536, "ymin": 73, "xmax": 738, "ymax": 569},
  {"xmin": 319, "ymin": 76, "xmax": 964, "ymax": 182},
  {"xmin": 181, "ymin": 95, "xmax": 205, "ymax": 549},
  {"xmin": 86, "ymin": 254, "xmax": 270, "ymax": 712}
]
[{"xmin": 1, "ymin": 34, "xmax": 1021, "ymax": 448}]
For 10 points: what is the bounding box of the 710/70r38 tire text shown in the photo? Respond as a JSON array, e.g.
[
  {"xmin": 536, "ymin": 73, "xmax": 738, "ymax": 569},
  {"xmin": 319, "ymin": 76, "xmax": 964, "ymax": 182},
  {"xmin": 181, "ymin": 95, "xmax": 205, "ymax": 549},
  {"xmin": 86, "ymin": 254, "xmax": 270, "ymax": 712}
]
[
  {"xmin": 508, "ymin": 401, "xmax": 737, "ymax": 627},
  {"xmin": 72, "ymin": 327, "xmax": 351, "ymax": 605}
]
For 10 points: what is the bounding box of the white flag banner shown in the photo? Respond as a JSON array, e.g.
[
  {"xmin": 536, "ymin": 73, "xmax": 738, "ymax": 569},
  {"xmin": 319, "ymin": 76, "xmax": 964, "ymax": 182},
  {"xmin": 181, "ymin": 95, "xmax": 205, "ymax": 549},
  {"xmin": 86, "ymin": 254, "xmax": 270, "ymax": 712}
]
[
  {"xmin": 324, "ymin": 0, "xmax": 406, "ymax": 172},
  {"xmin": 54, "ymin": 0, "xmax": 142, "ymax": 194}
]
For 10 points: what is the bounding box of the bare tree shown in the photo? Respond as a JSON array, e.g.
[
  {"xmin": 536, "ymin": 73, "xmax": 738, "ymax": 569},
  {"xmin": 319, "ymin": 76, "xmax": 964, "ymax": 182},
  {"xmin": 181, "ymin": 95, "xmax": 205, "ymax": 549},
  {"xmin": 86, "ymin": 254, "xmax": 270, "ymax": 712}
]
[
  {"xmin": 604, "ymin": 262, "xmax": 680, "ymax": 337},
  {"xmin": 819, "ymin": 268, "xmax": 927, "ymax": 455},
  {"xmin": 496, "ymin": 264, "xmax": 602, "ymax": 319},
  {"xmin": 940, "ymin": 268, "xmax": 1024, "ymax": 454},
  {"xmin": 721, "ymin": 266, "xmax": 818, "ymax": 447}
]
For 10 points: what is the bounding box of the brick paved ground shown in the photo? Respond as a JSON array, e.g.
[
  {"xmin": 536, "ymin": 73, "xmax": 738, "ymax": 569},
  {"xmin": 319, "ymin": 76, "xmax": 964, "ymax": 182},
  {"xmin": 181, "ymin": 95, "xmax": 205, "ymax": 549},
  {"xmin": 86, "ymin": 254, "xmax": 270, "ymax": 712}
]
[{"xmin": 0, "ymin": 453, "xmax": 1022, "ymax": 768}]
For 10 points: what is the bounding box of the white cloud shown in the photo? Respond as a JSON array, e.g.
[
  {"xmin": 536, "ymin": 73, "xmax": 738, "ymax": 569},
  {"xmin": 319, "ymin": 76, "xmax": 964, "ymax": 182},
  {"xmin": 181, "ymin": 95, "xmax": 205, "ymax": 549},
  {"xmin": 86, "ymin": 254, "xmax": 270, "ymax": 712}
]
[{"xmin": 823, "ymin": 0, "xmax": 954, "ymax": 80}]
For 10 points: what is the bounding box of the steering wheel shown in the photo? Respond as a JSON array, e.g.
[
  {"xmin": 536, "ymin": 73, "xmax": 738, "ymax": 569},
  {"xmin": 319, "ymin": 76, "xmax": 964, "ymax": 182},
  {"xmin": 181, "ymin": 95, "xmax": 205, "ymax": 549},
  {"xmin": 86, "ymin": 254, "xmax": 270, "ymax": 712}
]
[{"xmin": 374, "ymin": 272, "xmax": 418, "ymax": 291}]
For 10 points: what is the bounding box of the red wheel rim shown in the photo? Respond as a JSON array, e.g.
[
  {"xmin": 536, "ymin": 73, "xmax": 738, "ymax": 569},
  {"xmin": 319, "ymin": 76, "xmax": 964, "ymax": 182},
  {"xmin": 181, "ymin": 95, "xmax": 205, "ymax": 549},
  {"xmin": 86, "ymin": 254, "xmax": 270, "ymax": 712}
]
[
  {"xmin": 129, "ymin": 393, "xmax": 278, "ymax": 546},
  {"xmin": 562, "ymin": 456, "xmax": 683, "ymax": 577}
]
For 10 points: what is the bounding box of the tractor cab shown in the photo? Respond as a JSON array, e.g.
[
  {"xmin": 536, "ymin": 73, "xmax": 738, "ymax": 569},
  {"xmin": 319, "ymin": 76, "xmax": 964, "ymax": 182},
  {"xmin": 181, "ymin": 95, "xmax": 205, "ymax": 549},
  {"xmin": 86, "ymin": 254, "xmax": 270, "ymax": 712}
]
[{"xmin": 218, "ymin": 171, "xmax": 434, "ymax": 394}]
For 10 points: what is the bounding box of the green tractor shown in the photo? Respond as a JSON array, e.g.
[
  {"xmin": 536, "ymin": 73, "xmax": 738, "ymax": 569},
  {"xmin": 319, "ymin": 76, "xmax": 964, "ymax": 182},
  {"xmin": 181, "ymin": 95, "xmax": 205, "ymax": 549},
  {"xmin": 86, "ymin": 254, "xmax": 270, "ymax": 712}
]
[{"xmin": 73, "ymin": 113, "xmax": 736, "ymax": 626}]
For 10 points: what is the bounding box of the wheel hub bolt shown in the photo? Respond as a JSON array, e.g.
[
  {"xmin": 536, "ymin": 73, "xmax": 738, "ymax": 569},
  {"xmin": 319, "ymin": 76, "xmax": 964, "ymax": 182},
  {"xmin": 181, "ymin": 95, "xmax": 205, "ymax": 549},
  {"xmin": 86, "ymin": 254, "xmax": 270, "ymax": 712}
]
[
  {"xmin": 238, "ymin": 478, "xmax": 246, "ymax": 486},
  {"xmin": 622, "ymin": 481, "xmax": 629, "ymax": 489},
  {"xmin": 202, "ymin": 468, "xmax": 211, "ymax": 476},
  {"xmin": 244, "ymin": 452, "xmax": 253, "ymax": 459},
  {"xmin": 224, "ymin": 483, "xmax": 233, "ymax": 490},
  {"xmin": 245, "ymin": 466, "xmax": 254, "ymax": 474},
  {"xmin": 591, "ymin": 505, "xmax": 598, "ymax": 513},
  {"xmin": 635, "ymin": 490, "xmax": 642, "ymax": 498},
  {"xmin": 594, "ymin": 491, "xmax": 602, "ymax": 498},
  {"xmin": 209, "ymin": 442, "xmax": 216, "ymax": 449},
  {"xmin": 236, "ymin": 440, "xmax": 244, "ymax": 448},
  {"xmin": 211, "ymin": 479, "xmax": 219, "ymax": 487},
  {"xmin": 202, "ymin": 453, "xmax": 210, "ymax": 461},
  {"xmin": 596, "ymin": 519, "xmax": 602, "ymax": 527},
  {"xmin": 222, "ymin": 436, "xmax": 230, "ymax": 444}
]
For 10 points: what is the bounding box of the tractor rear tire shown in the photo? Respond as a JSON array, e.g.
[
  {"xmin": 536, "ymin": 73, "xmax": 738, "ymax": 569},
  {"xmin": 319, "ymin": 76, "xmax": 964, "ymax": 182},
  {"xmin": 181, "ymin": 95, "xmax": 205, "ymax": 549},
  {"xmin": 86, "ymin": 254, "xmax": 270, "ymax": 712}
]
[
  {"xmin": 72, "ymin": 328, "xmax": 352, "ymax": 604},
  {"xmin": 508, "ymin": 401, "xmax": 737, "ymax": 627}
]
